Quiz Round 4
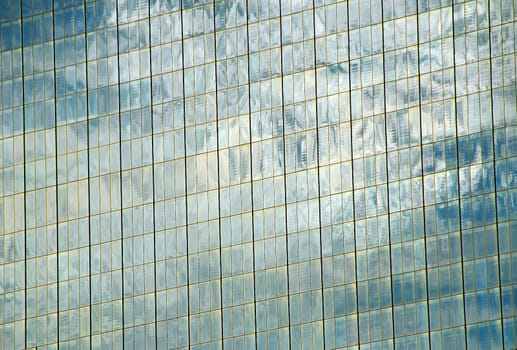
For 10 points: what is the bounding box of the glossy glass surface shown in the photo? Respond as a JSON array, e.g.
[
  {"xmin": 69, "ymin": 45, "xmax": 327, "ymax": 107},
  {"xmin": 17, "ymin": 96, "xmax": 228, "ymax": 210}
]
[{"xmin": 0, "ymin": 0, "xmax": 516, "ymax": 349}]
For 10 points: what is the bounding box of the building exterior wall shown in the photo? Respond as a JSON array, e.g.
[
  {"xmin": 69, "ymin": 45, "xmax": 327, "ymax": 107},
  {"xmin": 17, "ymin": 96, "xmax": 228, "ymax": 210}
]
[{"xmin": 0, "ymin": 0, "xmax": 516, "ymax": 349}]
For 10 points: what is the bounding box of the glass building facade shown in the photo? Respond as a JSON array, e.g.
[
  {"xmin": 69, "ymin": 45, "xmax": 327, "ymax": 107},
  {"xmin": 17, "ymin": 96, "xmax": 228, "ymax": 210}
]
[{"xmin": 0, "ymin": 0, "xmax": 516, "ymax": 349}]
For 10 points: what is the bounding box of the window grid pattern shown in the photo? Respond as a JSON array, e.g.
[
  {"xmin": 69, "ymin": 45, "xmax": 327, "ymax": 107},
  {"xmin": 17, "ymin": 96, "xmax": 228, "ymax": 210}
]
[{"xmin": 0, "ymin": 0, "xmax": 516, "ymax": 349}]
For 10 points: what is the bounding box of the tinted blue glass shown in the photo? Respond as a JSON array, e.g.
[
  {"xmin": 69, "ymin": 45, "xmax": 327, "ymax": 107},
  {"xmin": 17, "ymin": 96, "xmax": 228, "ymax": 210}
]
[{"xmin": 0, "ymin": 0, "xmax": 516, "ymax": 349}]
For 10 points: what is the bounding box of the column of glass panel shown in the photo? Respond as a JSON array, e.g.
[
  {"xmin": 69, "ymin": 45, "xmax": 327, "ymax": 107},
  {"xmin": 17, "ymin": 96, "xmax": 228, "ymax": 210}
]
[
  {"xmin": 85, "ymin": 0, "xmax": 124, "ymax": 348},
  {"xmin": 386, "ymin": 116, "xmax": 430, "ymax": 348},
  {"xmin": 53, "ymin": 1, "xmax": 91, "ymax": 348},
  {"xmin": 417, "ymin": 2, "xmax": 466, "ymax": 348},
  {"xmin": 0, "ymin": 2, "xmax": 25, "ymax": 349},
  {"xmin": 182, "ymin": 2, "xmax": 223, "ymax": 349},
  {"xmin": 489, "ymin": 1, "xmax": 517, "ymax": 348},
  {"xmin": 148, "ymin": 2, "xmax": 189, "ymax": 349},
  {"xmin": 278, "ymin": 2, "xmax": 324, "ymax": 349},
  {"xmin": 315, "ymin": 2, "xmax": 360, "ymax": 349},
  {"xmin": 214, "ymin": 1, "xmax": 256, "ymax": 348},
  {"xmin": 20, "ymin": 0, "xmax": 59, "ymax": 348},
  {"xmin": 246, "ymin": 1, "xmax": 290, "ymax": 348},
  {"xmin": 117, "ymin": 0, "xmax": 156, "ymax": 348},
  {"xmin": 452, "ymin": 1, "xmax": 504, "ymax": 348},
  {"xmin": 347, "ymin": 0, "xmax": 393, "ymax": 348},
  {"xmin": 382, "ymin": 1, "xmax": 431, "ymax": 349}
]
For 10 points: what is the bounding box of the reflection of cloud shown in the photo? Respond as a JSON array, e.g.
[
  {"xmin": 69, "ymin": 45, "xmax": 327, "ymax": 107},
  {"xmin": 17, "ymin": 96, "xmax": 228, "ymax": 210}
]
[{"xmin": 107, "ymin": 6, "xmax": 117, "ymax": 26}]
